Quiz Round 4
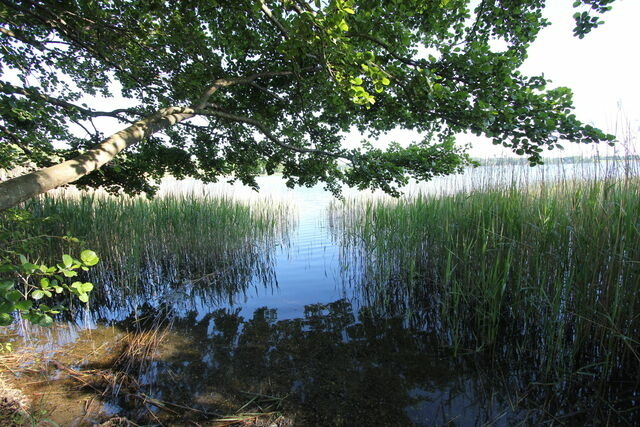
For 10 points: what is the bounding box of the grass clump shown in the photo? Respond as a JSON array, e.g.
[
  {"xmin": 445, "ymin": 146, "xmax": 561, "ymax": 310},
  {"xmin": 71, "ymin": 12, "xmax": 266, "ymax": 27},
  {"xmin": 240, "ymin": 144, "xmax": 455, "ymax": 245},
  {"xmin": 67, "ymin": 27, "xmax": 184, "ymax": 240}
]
[
  {"xmin": 333, "ymin": 171, "xmax": 640, "ymax": 384},
  {"xmin": 4, "ymin": 190, "xmax": 291, "ymax": 313}
]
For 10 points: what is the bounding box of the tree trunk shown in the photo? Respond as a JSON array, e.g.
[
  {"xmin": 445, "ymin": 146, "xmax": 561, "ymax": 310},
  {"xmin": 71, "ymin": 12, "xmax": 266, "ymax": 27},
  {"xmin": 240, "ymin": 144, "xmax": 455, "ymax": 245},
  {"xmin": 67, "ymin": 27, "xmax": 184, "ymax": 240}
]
[{"xmin": 0, "ymin": 107, "xmax": 194, "ymax": 210}]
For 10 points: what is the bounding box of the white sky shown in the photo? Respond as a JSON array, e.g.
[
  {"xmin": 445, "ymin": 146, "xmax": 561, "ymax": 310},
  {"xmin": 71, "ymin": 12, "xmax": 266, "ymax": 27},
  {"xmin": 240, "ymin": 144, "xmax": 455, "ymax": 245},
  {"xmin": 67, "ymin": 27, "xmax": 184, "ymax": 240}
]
[
  {"xmin": 507, "ymin": 0, "xmax": 640, "ymax": 158},
  {"xmin": 356, "ymin": 0, "xmax": 640, "ymax": 159}
]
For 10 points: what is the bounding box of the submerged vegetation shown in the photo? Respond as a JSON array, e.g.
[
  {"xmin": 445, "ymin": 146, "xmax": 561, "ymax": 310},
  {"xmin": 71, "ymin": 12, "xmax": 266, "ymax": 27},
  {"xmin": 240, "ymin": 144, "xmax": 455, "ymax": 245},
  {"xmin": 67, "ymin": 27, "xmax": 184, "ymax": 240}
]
[{"xmin": 332, "ymin": 162, "xmax": 640, "ymax": 421}]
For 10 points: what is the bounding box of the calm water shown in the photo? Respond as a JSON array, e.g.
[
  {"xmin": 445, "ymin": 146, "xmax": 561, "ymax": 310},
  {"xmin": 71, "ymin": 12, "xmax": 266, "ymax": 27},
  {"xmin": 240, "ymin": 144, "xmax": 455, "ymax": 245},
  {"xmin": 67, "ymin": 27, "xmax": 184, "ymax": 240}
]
[{"xmin": 10, "ymin": 162, "xmax": 640, "ymax": 425}]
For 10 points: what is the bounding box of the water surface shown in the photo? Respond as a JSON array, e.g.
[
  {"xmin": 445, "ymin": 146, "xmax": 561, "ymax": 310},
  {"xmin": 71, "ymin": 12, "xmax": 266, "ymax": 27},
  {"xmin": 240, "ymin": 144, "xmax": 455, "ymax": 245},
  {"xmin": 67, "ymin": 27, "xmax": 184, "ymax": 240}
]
[{"xmin": 9, "ymin": 163, "xmax": 640, "ymax": 425}]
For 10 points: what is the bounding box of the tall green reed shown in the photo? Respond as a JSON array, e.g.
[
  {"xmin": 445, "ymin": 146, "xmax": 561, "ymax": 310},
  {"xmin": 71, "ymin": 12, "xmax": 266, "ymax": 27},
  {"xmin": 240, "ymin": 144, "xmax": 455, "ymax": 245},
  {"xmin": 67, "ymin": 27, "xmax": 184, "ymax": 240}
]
[
  {"xmin": 11, "ymin": 190, "xmax": 291, "ymax": 312},
  {"xmin": 333, "ymin": 160, "xmax": 640, "ymax": 382}
]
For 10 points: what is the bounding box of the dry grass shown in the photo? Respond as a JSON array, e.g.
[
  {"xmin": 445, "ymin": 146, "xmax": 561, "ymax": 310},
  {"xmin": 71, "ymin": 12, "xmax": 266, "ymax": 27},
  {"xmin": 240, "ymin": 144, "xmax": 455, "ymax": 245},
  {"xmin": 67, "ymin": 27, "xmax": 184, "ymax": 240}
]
[{"xmin": 0, "ymin": 372, "xmax": 30, "ymax": 424}]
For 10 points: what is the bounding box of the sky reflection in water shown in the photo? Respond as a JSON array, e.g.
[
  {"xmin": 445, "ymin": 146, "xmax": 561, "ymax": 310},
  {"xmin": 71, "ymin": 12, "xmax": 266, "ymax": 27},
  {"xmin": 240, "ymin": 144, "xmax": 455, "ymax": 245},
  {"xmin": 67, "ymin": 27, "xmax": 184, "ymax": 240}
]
[{"xmin": 20, "ymin": 163, "xmax": 640, "ymax": 425}]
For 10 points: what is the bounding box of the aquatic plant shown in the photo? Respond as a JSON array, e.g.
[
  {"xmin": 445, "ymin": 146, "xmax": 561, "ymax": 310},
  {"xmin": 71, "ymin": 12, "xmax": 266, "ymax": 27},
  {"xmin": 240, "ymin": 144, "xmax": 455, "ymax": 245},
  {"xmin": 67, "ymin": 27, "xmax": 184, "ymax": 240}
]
[
  {"xmin": 2, "ymin": 190, "xmax": 291, "ymax": 315},
  {"xmin": 333, "ymin": 161, "xmax": 640, "ymax": 388}
]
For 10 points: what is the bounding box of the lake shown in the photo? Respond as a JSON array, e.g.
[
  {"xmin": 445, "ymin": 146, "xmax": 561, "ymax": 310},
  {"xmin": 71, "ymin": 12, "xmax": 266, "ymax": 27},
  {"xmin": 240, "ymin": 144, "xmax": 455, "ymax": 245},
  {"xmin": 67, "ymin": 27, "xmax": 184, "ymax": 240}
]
[{"xmin": 5, "ymin": 161, "xmax": 640, "ymax": 425}]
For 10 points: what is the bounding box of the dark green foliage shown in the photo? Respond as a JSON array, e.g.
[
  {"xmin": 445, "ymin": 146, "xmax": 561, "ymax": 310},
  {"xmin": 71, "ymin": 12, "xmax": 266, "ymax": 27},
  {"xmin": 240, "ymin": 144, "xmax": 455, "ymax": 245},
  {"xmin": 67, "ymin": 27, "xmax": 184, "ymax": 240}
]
[
  {"xmin": 572, "ymin": 0, "xmax": 616, "ymax": 38},
  {"xmin": 0, "ymin": 209, "xmax": 98, "ymax": 327},
  {"xmin": 0, "ymin": 0, "xmax": 616, "ymax": 199}
]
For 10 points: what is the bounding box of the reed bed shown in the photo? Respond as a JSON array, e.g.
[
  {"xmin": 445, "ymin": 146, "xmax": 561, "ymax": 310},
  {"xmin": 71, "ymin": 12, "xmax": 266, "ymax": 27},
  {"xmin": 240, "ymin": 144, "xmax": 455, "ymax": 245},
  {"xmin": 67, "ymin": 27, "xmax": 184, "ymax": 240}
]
[
  {"xmin": 8, "ymin": 188, "xmax": 292, "ymax": 313},
  {"xmin": 332, "ymin": 162, "xmax": 640, "ymax": 387}
]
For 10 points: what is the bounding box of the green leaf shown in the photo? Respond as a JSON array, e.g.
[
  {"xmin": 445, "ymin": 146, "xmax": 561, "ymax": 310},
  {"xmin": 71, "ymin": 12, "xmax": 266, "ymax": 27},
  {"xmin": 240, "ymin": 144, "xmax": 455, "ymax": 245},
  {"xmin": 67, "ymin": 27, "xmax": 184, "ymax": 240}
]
[
  {"xmin": 338, "ymin": 19, "xmax": 349, "ymax": 32},
  {"xmin": 0, "ymin": 302, "xmax": 16, "ymax": 314},
  {"xmin": 78, "ymin": 293, "xmax": 89, "ymax": 303},
  {"xmin": 22, "ymin": 263, "xmax": 38, "ymax": 274},
  {"xmin": 81, "ymin": 282, "xmax": 94, "ymax": 293},
  {"xmin": 5, "ymin": 290, "xmax": 22, "ymax": 302},
  {"xmin": 80, "ymin": 250, "xmax": 99, "ymax": 266},
  {"xmin": 0, "ymin": 265, "xmax": 14, "ymax": 273},
  {"xmin": 62, "ymin": 254, "xmax": 73, "ymax": 268},
  {"xmin": 40, "ymin": 277, "xmax": 51, "ymax": 289},
  {"xmin": 0, "ymin": 281, "xmax": 13, "ymax": 293},
  {"xmin": 62, "ymin": 269, "xmax": 78, "ymax": 278},
  {"xmin": 22, "ymin": 312, "xmax": 35, "ymax": 323},
  {"xmin": 0, "ymin": 313, "xmax": 12, "ymax": 326},
  {"xmin": 38, "ymin": 314, "xmax": 54, "ymax": 327},
  {"xmin": 31, "ymin": 290, "xmax": 45, "ymax": 300},
  {"xmin": 15, "ymin": 300, "xmax": 33, "ymax": 311}
]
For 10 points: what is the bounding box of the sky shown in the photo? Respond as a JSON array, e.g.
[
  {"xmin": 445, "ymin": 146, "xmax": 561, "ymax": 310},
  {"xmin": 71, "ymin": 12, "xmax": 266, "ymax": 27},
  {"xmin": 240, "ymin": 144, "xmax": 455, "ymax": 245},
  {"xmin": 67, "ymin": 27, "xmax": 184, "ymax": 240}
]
[
  {"xmin": 509, "ymin": 0, "xmax": 640, "ymax": 158},
  {"xmin": 357, "ymin": 0, "xmax": 640, "ymax": 159}
]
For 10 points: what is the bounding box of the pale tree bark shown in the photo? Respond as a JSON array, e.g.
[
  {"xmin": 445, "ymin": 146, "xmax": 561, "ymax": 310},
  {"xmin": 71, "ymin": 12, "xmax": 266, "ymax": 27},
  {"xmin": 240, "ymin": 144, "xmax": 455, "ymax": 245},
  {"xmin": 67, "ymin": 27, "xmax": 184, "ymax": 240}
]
[{"xmin": 0, "ymin": 107, "xmax": 194, "ymax": 210}]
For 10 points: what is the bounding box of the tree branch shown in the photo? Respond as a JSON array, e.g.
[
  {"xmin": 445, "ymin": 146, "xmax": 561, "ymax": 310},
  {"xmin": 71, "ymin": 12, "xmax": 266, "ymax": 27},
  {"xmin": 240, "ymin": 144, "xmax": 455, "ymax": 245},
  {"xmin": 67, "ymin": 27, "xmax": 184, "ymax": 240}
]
[
  {"xmin": 466, "ymin": 0, "xmax": 489, "ymax": 43},
  {"xmin": 0, "ymin": 124, "xmax": 33, "ymax": 155},
  {"xmin": 178, "ymin": 122, "xmax": 209, "ymax": 131},
  {"xmin": 0, "ymin": 81, "xmax": 136, "ymax": 122},
  {"xmin": 193, "ymin": 66, "xmax": 320, "ymax": 111},
  {"xmin": 0, "ymin": 68, "xmax": 320, "ymax": 210},
  {"xmin": 292, "ymin": 0, "xmax": 314, "ymax": 14},
  {"xmin": 249, "ymin": 81, "xmax": 282, "ymax": 100},
  {"xmin": 258, "ymin": 0, "xmax": 289, "ymax": 38},
  {"xmin": 0, "ymin": 106, "xmax": 195, "ymax": 209},
  {"xmin": 199, "ymin": 109, "xmax": 351, "ymax": 160},
  {"xmin": 0, "ymin": 25, "xmax": 48, "ymax": 50}
]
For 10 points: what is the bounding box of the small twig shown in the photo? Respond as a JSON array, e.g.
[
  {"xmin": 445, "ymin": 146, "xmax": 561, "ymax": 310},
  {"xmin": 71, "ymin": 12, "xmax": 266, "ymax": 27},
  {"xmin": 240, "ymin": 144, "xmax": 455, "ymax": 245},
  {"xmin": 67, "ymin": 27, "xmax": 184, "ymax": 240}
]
[
  {"xmin": 199, "ymin": 109, "xmax": 351, "ymax": 160},
  {"xmin": 0, "ymin": 81, "xmax": 138, "ymax": 120},
  {"xmin": 71, "ymin": 119, "xmax": 100, "ymax": 142},
  {"xmin": 259, "ymin": 0, "xmax": 289, "ymax": 38},
  {"xmin": 250, "ymin": 81, "xmax": 282, "ymax": 100},
  {"xmin": 0, "ymin": 124, "xmax": 33, "ymax": 155}
]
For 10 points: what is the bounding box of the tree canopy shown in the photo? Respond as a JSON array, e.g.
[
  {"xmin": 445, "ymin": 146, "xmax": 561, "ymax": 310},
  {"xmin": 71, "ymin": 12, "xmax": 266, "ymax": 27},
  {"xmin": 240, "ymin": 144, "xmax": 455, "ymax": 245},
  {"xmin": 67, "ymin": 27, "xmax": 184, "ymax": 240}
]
[{"xmin": 0, "ymin": 0, "xmax": 616, "ymax": 209}]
